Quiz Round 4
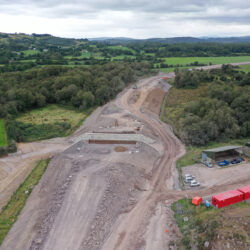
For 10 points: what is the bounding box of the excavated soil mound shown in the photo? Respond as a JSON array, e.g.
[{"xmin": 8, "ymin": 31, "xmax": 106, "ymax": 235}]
[
  {"xmin": 128, "ymin": 90, "xmax": 140, "ymax": 104},
  {"xmin": 143, "ymin": 88, "xmax": 166, "ymax": 115},
  {"xmin": 114, "ymin": 146, "xmax": 128, "ymax": 152}
]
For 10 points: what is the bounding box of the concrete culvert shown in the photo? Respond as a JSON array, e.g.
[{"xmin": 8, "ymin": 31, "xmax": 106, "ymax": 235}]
[{"xmin": 114, "ymin": 146, "xmax": 128, "ymax": 152}]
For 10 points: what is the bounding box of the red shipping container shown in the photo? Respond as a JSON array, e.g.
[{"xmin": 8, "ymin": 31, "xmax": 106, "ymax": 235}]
[
  {"xmin": 238, "ymin": 185, "xmax": 250, "ymax": 200},
  {"xmin": 212, "ymin": 190, "xmax": 244, "ymax": 208}
]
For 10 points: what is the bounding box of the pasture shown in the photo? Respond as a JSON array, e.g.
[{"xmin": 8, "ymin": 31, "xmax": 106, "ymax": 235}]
[{"xmin": 162, "ymin": 56, "xmax": 250, "ymax": 66}]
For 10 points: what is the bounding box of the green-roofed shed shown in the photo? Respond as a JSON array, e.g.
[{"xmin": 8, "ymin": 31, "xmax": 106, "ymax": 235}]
[{"xmin": 202, "ymin": 145, "xmax": 243, "ymax": 161}]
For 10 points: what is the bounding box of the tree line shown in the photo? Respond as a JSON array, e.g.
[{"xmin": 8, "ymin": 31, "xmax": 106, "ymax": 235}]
[{"xmin": 0, "ymin": 62, "xmax": 151, "ymax": 119}]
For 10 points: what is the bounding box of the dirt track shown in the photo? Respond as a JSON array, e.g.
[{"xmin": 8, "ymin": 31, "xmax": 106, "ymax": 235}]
[
  {"xmin": 0, "ymin": 138, "xmax": 70, "ymax": 211},
  {"xmin": 1, "ymin": 62, "xmax": 250, "ymax": 250}
]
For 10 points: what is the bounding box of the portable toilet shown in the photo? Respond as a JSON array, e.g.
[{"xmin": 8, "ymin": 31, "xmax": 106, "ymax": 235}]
[
  {"xmin": 205, "ymin": 200, "xmax": 211, "ymax": 208},
  {"xmin": 192, "ymin": 196, "xmax": 202, "ymax": 206}
]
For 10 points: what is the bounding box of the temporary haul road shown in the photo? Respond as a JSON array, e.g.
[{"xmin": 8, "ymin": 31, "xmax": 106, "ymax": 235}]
[{"xmin": 1, "ymin": 63, "xmax": 250, "ymax": 250}]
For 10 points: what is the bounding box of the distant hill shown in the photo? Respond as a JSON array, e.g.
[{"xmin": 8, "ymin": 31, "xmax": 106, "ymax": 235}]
[
  {"xmin": 89, "ymin": 36, "xmax": 250, "ymax": 44},
  {"xmin": 1, "ymin": 32, "xmax": 250, "ymax": 46},
  {"xmin": 0, "ymin": 32, "xmax": 88, "ymax": 47}
]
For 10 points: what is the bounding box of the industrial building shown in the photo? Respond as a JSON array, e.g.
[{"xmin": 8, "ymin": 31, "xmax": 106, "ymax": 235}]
[{"xmin": 202, "ymin": 145, "xmax": 243, "ymax": 162}]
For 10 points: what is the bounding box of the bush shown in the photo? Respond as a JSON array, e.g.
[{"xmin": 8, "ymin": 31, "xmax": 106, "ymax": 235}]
[
  {"xmin": 5, "ymin": 120, "xmax": 72, "ymax": 142},
  {"xmin": 0, "ymin": 140, "xmax": 17, "ymax": 157}
]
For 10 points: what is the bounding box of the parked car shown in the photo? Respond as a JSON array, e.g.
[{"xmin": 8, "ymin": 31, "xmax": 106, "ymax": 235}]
[
  {"xmin": 184, "ymin": 174, "xmax": 194, "ymax": 179},
  {"xmin": 218, "ymin": 160, "xmax": 230, "ymax": 167},
  {"xmin": 205, "ymin": 162, "xmax": 213, "ymax": 168},
  {"xmin": 184, "ymin": 176, "xmax": 195, "ymax": 183},
  {"xmin": 190, "ymin": 180, "xmax": 200, "ymax": 187},
  {"xmin": 231, "ymin": 158, "xmax": 243, "ymax": 164}
]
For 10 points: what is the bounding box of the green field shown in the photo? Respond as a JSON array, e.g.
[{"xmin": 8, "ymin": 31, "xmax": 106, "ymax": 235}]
[
  {"xmin": 162, "ymin": 56, "xmax": 250, "ymax": 66},
  {"xmin": 0, "ymin": 120, "xmax": 7, "ymax": 147},
  {"xmin": 239, "ymin": 64, "xmax": 250, "ymax": 73},
  {"xmin": 112, "ymin": 55, "xmax": 136, "ymax": 60},
  {"xmin": 0, "ymin": 159, "xmax": 50, "ymax": 245},
  {"xmin": 14, "ymin": 105, "xmax": 88, "ymax": 141},
  {"xmin": 108, "ymin": 45, "xmax": 135, "ymax": 54},
  {"xmin": 22, "ymin": 49, "xmax": 40, "ymax": 56},
  {"xmin": 16, "ymin": 104, "xmax": 86, "ymax": 127}
]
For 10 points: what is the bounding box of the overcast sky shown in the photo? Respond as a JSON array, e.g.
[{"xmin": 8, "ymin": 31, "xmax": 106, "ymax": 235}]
[{"xmin": 1, "ymin": 0, "xmax": 250, "ymax": 38}]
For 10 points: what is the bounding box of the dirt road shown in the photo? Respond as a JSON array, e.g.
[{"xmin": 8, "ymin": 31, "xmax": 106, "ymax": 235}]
[{"xmin": 0, "ymin": 138, "xmax": 71, "ymax": 211}]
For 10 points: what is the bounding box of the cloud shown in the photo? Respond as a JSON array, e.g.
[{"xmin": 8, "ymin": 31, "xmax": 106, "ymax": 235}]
[{"xmin": 0, "ymin": 0, "xmax": 250, "ymax": 38}]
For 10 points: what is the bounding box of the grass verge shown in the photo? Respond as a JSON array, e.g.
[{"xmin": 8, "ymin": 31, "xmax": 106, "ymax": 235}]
[
  {"xmin": 0, "ymin": 120, "xmax": 7, "ymax": 147},
  {"xmin": 0, "ymin": 158, "xmax": 50, "ymax": 245}
]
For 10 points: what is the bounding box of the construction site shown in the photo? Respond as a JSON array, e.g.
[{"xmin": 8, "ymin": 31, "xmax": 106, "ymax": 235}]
[{"xmin": 0, "ymin": 68, "xmax": 249, "ymax": 250}]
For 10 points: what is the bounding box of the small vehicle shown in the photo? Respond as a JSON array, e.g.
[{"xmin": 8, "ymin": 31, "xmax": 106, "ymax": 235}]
[
  {"xmin": 231, "ymin": 158, "xmax": 243, "ymax": 164},
  {"xmin": 218, "ymin": 160, "xmax": 230, "ymax": 167},
  {"xmin": 132, "ymin": 85, "xmax": 137, "ymax": 89},
  {"xmin": 205, "ymin": 162, "xmax": 213, "ymax": 168},
  {"xmin": 184, "ymin": 176, "xmax": 195, "ymax": 183},
  {"xmin": 190, "ymin": 180, "xmax": 200, "ymax": 187},
  {"xmin": 184, "ymin": 174, "xmax": 194, "ymax": 178}
]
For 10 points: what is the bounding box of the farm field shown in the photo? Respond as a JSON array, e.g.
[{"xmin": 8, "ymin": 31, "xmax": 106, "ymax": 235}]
[
  {"xmin": 108, "ymin": 45, "xmax": 136, "ymax": 54},
  {"xmin": 239, "ymin": 64, "xmax": 250, "ymax": 73},
  {"xmin": 0, "ymin": 120, "xmax": 7, "ymax": 147},
  {"xmin": 111, "ymin": 55, "xmax": 136, "ymax": 60},
  {"xmin": 162, "ymin": 56, "xmax": 250, "ymax": 65},
  {"xmin": 22, "ymin": 49, "xmax": 40, "ymax": 56}
]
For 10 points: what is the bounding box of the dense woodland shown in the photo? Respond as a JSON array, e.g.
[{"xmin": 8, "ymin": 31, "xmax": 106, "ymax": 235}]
[
  {"xmin": 0, "ymin": 62, "xmax": 151, "ymax": 142},
  {"xmin": 173, "ymin": 65, "xmax": 250, "ymax": 145}
]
